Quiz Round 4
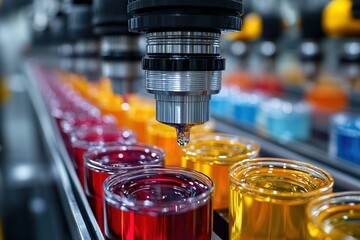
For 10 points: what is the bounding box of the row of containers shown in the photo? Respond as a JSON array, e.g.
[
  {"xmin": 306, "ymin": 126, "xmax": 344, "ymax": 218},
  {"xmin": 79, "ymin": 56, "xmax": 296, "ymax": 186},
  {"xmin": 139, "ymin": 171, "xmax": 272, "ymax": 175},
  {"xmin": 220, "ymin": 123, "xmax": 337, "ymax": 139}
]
[
  {"xmin": 32, "ymin": 62, "xmax": 360, "ymax": 239},
  {"xmin": 211, "ymin": 70, "xmax": 360, "ymax": 165}
]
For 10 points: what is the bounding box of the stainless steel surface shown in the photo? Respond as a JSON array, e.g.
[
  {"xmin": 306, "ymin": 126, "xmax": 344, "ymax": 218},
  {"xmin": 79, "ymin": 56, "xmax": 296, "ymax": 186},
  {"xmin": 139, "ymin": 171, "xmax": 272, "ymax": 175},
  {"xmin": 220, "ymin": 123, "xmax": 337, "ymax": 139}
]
[
  {"xmin": 100, "ymin": 35, "xmax": 143, "ymax": 54},
  {"xmin": 155, "ymin": 95, "xmax": 210, "ymax": 125},
  {"xmin": 145, "ymin": 69, "xmax": 221, "ymax": 129},
  {"xmin": 24, "ymin": 61, "xmax": 105, "ymax": 240},
  {"xmin": 102, "ymin": 60, "xmax": 142, "ymax": 79},
  {"xmin": 57, "ymin": 43, "xmax": 74, "ymax": 57},
  {"xmin": 147, "ymin": 32, "xmax": 220, "ymax": 54},
  {"xmin": 146, "ymin": 71, "xmax": 221, "ymax": 94},
  {"xmin": 74, "ymin": 57, "xmax": 100, "ymax": 78},
  {"xmin": 74, "ymin": 40, "xmax": 99, "ymax": 56}
]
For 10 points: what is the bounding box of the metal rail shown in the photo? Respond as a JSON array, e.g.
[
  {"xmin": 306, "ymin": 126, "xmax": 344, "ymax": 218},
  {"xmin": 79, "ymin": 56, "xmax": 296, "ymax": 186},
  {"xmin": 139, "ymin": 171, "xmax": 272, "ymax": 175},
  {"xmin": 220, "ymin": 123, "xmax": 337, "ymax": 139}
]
[{"xmin": 23, "ymin": 60, "xmax": 104, "ymax": 240}]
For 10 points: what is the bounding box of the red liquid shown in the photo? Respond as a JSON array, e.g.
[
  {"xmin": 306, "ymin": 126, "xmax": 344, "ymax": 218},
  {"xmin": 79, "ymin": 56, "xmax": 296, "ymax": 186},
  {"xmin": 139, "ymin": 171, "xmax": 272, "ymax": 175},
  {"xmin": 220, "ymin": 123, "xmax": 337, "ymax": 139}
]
[
  {"xmin": 104, "ymin": 173, "xmax": 213, "ymax": 240},
  {"xmin": 71, "ymin": 128, "xmax": 137, "ymax": 188},
  {"xmin": 85, "ymin": 146, "xmax": 164, "ymax": 233}
]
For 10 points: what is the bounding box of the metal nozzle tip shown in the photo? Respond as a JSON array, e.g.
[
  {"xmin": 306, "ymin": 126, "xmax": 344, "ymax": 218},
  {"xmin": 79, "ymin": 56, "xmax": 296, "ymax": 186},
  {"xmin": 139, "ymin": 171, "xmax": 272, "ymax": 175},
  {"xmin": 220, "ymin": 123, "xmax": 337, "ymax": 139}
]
[{"xmin": 176, "ymin": 126, "xmax": 191, "ymax": 147}]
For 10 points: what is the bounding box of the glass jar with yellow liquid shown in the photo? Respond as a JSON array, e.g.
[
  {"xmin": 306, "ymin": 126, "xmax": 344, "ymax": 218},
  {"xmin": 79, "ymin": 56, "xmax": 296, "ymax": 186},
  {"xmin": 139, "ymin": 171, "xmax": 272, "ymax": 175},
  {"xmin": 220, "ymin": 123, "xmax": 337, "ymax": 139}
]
[
  {"xmin": 307, "ymin": 191, "xmax": 360, "ymax": 239},
  {"xmin": 146, "ymin": 119, "xmax": 215, "ymax": 166},
  {"xmin": 229, "ymin": 158, "xmax": 334, "ymax": 240},
  {"xmin": 182, "ymin": 133, "xmax": 259, "ymax": 210}
]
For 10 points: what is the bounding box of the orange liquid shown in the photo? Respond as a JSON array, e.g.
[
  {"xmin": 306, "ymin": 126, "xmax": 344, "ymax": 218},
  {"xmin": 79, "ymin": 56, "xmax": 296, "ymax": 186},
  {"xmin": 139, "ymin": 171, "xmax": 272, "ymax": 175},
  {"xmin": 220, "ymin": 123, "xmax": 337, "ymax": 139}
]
[
  {"xmin": 127, "ymin": 95, "xmax": 156, "ymax": 143},
  {"xmin": 306, "ymin": 77, "xmax": 348, "ymax": 112}
]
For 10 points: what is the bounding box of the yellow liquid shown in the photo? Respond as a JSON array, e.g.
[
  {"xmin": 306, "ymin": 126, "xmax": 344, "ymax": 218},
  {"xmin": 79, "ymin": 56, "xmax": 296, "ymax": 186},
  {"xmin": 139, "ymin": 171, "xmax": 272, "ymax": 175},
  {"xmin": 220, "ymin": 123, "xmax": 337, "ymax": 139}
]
[
  {"xmin": 308, "ymin": 205, "xmax": 360, "ymax": 239},
  {"xmin": 147, "ymin": 120, "xmax": 214, "ymax": 166},
  {"xmin": 182, "ymin": 140, "xmax": 253, "ymax": 210},
  {"xmin": 230, "ymin": 168, "xmax": 332, "ymax": 240}
]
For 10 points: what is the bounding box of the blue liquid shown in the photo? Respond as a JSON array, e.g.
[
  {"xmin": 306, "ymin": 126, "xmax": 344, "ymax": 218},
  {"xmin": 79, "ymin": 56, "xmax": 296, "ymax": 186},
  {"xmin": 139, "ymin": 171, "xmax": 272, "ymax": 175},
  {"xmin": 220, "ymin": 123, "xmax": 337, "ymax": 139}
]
[
  {"xmin": 210, "ymin": 89, "xmax": 233, "ymax": 118},
  {"xmin": 233, "ymin": 103, "xmax": 258, "ymax": 127},
  {"xmin": 332, "ymin": 114, "xmax": 360, "ymax": 164},
  {"xmin": 259, "ymin": 99, "xmax": 311, "ymax": 141},
  {"xmin": 266, "ymin": 113, "xmax": 311, "ymax": 141}
]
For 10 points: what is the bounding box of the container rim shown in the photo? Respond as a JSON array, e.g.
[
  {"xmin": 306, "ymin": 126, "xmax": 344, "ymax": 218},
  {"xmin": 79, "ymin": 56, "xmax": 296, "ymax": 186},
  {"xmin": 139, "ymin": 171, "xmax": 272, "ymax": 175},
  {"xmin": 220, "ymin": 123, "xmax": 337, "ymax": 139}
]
[
  {"xmin": 70, "ymin": 125, "xmax": 137, "ymax": 148},
  {"xmin": 84, "ymin": 143, "xmax": 165, "ymax": 173},
  {"xmin": 183, "ymin": 132, "xmax": 260, "ymax": 164},
  {"xmin": 229, "ymin": 158, "xmax": 334, "ymax": 200},
  {"xmin": 103, "ymin": 166, "xmax": 214, "ymax": 215}
]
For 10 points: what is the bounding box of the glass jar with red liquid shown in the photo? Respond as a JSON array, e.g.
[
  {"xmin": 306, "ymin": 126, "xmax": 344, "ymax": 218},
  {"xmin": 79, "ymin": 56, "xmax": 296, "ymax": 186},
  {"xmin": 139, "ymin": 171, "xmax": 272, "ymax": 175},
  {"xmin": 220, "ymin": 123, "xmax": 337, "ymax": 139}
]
[
  {"xmin": 70, "ymin": 126, "xmax": 137, "ymax": 188},
  {"xmin": 61, "ymin": 114, "xmax": 117, "ymax": 153},
  {"xmin": 103, "ymin": 167, "xmax": 214, "ymax": 240},
  {"xmin": 84, "ymin": 144, "xmax": 165, "ymax": 232}
]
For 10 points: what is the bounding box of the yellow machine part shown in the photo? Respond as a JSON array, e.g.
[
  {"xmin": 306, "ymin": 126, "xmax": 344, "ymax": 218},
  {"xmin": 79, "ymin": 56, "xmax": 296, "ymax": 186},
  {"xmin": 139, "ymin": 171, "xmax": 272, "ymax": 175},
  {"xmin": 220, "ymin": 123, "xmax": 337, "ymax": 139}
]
[{"xmin": 323, "ymin": 0, "xmax": 360, "ymax": 36}]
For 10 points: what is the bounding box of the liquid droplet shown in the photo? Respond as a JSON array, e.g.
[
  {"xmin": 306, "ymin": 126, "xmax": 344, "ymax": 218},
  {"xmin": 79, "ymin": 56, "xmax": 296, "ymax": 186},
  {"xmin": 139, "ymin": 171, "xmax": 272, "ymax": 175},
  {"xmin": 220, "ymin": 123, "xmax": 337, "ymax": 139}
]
[{"xmin": 176, "ymin": 127, "xmax": 191, "ymax": 147}]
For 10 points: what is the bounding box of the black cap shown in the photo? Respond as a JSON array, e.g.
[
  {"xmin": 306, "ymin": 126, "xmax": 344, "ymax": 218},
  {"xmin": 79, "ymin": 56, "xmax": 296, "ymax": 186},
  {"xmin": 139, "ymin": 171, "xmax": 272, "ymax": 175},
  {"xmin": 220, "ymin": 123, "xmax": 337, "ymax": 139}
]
[
  {"xmin": 300, "ymin": 0, "xmax": 328, "ymax": 40},
  {"xmin": 67, "ymin": 4, "xmax": 94, "ymax": 40},
  {"xmin": 49, "ymin": 12, "xmax": 68, "ymax": 44},
  {"xmin": 260, "ymin": 14, "xmax": 282, "ymax": 41},
  {"xmin": 128, "ymin": 0, "xmax": 243, "ymax": 32},
  {"xmin": 353, "ymin": 0, "xmax": 360, "ymax": 19},
  {"xmin": 93, "ymin": 0, "xmax": 132, "ymax": 36}
]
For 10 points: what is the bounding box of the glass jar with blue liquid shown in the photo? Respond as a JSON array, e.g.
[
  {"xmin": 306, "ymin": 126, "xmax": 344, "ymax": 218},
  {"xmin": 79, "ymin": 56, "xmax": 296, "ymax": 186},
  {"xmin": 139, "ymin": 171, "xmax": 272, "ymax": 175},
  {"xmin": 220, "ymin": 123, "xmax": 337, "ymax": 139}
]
[
  {"xmin": 232, "ymin": 91, "xmax": 265, "ymax": 127},
  {"xmin": 258, "ymin": 98, "xmax": 311, "ymax": 141},
  {"xmin": 330, "ymin": 112, "xmax": 360, "ymax": 164}
]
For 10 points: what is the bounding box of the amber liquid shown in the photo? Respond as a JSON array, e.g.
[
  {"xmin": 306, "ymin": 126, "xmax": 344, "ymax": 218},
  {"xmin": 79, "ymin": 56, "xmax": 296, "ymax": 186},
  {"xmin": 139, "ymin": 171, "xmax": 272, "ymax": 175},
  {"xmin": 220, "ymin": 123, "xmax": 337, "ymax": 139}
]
[
  {"xmin": 230, "ymin": 168, "xmax": 332, "ymax": 240},
  {"xmin": 308, "ymin": 204, "xmax": 360, "ymax": 239},
  {"xmin": 182, "ymin": 140, "xmax": 251, "ymax": 210}
]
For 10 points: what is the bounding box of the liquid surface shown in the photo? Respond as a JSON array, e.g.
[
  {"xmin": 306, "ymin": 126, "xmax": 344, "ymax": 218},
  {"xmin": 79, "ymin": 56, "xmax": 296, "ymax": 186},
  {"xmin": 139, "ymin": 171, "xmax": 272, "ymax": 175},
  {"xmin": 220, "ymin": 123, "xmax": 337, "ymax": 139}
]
[
  {"xmin": 90, "ymin": 149, "xmax": 162, "ymax": 168},
  {"xmin": 230, "ymin": 167, "xmax": 332, "ymax": 240},
  {"xmin": 112, "ymin": 173, "xmax": 209, "ymax": 207},
  {"xmin": 185, "ymin": 140, "xmax": 249, "ymax": 162}
]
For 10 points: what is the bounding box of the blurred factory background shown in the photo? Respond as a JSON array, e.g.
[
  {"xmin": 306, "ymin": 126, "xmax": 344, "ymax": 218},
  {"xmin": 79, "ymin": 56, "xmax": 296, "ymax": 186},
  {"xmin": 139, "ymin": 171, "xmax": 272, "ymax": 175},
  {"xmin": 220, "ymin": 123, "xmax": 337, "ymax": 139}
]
[{"xmin": 0, "ymin": 0, "xmax": 359, "ymax": 239}]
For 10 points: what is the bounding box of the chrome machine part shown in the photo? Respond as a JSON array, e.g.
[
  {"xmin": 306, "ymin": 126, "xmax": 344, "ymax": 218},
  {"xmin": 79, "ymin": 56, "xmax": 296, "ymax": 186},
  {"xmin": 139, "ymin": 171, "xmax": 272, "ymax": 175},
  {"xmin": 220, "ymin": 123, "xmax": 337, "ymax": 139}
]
[{"xmin": 128, "ymin": 0, "xmax": 243, "ymax": 145}]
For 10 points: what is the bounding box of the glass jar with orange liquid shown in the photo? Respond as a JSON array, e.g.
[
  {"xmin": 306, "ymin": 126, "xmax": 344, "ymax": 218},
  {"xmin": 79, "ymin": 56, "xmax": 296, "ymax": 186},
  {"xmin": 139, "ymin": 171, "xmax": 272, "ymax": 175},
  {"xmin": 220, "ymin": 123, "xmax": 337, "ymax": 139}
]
[
  {"xmin": 127, "ymin": 95, "xmax": 156, "ymax": 143},
  {"xmin": 307, "ymin": 192, "xmax": 360, "ymax": 239},
  {"xmin": 229, "ymin": 158, "xmax": 334, "ymax": 240},
  {"xmin": 146, "ymin": 119, "xmax": 215, "ymax": 166},
  {"xmin": 306, "ymin": 76, "xmax": 349, "ymax": 113},
  {"xmin": 182, "ymin": 133, "xmax": 259, "ymax": 210}
]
